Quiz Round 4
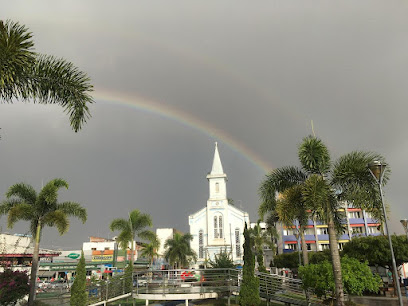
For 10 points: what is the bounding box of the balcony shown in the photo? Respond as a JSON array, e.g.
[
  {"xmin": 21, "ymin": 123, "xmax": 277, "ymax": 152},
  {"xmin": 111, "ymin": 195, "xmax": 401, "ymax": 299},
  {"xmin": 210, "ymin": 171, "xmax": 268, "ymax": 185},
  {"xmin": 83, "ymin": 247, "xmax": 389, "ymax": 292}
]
[
  {"xmin": 283, "ymin": 235, "xmax": 297, "ymax": 242},
  {"xmin": 348, "ymin": 218, "xmax": 364, "ymax": 225},
  {"xmin": 317, "ymin": 234, "xmax": 329, "ymax": 241}
]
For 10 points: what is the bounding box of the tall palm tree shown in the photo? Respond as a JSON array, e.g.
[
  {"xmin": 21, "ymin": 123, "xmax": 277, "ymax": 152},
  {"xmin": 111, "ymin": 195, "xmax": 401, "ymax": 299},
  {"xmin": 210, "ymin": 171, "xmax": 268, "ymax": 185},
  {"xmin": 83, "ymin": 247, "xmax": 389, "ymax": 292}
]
[
  {"xmin": 164, "ymin": 233, "xmax": 196, "ymax": 269},
  {"xmin": 249, "ymin": 220, "xmax": 274, "ymax": 272},
  {"xmin": 0, "ymin": 178, "xmax": 87, "ymax": 306},
  {"xmin": 0, "ymin": 20, "xmax": 93, "ymax": 132},
  {"xmin": 110, "ymin": 209, "xmax": 152, "ymax": 269},
  {"xmin": 140, "ymin": 232, "xmax": 160, "ymax": 268},
  {"xmin": 260, "ymin": 135, "xmax": 387, "ymax": 306}
]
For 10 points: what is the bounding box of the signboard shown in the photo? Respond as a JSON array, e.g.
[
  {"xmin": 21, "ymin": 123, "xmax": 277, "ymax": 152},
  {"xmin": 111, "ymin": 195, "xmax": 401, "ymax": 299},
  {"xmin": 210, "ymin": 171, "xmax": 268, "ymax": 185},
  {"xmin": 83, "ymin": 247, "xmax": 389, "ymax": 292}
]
[
  {"xmin": 67, "ymin": 253, "xmax": 80, "ymax": 259},
  {"xmin": 92, "ymin": 255, "xmax": 113, "ymax": 262}
]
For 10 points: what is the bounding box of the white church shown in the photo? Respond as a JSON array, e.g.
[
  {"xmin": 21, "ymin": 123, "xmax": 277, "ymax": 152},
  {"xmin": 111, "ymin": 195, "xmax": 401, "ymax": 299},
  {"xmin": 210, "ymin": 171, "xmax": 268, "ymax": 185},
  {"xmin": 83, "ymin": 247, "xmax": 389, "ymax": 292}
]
[{"xmin": 189, "ymin": 143, "xmax": 250, "ymax": 267}]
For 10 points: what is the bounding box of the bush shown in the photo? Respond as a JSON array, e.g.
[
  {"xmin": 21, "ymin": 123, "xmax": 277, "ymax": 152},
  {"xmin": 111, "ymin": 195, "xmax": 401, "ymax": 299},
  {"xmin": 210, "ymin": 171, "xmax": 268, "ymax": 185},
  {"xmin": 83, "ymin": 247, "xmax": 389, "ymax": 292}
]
[
  {"xmin": 0, "ymin": 269, "xmax": 30, "ymax": 305},
  {"xmin": 299, "ymin": 256, "xmax": 381, "ymax": 298}
]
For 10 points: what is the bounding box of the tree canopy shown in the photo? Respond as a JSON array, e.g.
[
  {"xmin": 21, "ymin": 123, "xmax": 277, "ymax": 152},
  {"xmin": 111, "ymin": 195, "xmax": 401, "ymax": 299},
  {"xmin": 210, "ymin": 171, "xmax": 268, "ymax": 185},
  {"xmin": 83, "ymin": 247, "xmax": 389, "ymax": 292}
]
[{"xmin": 342, "ymin": 235, "xmax": 408, "ymax": 269}]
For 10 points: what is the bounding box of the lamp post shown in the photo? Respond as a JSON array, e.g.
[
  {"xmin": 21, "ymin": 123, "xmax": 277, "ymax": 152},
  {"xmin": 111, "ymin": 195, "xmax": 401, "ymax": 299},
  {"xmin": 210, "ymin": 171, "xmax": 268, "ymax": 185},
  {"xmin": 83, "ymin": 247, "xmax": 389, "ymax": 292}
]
[
  {"xmin": 368, "ymin": 161, "xmax": 403, "ymax": 306},
  {"xmin": 401, "ymin": 219, "xmax": 408, "ymax": 241}
]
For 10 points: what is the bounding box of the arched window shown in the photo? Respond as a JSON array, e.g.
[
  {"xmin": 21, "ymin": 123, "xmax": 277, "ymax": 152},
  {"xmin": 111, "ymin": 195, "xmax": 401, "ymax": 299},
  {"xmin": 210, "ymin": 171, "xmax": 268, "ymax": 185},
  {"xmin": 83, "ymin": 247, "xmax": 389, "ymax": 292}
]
[
  {"xmin": 213, "ymin": 214, "xmax": 223, "ymax": 239},
  {"xmin": 215, "ymin": 182, "xmax": 219, "ymax": 193},
  {"xmin": 199, "ymin": 230, "xmax": 204, "ymax": 259},
  {"xmin": 235, "ymin": 228, "xmax": 241, "ymax": 257}
]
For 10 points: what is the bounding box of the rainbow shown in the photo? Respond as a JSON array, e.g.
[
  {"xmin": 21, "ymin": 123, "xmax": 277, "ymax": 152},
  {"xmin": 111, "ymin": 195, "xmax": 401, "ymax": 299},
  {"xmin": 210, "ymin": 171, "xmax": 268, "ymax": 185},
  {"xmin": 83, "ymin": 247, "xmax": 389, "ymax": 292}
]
[{"xmin": 93, "ymin": 89, "xmax": 273, "ymax": 173}]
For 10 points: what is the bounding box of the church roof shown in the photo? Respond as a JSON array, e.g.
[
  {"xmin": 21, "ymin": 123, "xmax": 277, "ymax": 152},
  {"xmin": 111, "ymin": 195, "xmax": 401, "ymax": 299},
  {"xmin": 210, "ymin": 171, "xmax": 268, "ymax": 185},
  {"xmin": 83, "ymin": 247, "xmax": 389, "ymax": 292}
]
[{"xmin": 207, "ymin": 142, "xmax": 227, "ymax": 179}]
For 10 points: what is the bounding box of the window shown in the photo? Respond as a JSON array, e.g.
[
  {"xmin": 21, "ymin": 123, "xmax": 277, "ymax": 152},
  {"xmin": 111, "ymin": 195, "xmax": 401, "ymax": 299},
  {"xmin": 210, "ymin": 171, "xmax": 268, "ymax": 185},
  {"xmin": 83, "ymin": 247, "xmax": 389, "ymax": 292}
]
[
  {"xmin": 235, "ymin": 229, "xmax": 241, "ymax": 257},
  {"xmin": 215, "ymin": 182, "xmax": 219, "ymax": 193},
  {"xmin": 367, "ymin": 226, "xmax": 380, "ymax": 234},
  {"xmin": 219, "ymin": 216, "xmax": 223, "ymax": 238},
  {"xmin": 285, "ymin": 244, "xmax": 297, "ymax": 251},
  {"xmin": 213, "ymin": 214, "xmax": 223, "ymax": 239},
  {"xmin": 307, "ymin": 243, "xmax": 312, "ymax": 251},
  {"xmin": 352, "ymin": 226, "xmax": 365, "ymax": 234},
  {"xmin": 91, "ymin": 248, "xmax": 96, "ymax": 251},
  {"xmin": 305, "ymin": 228, "xmax": 315, "ymax": 235},
  {"xmin": 105, "ymin": 247, "xmax": 109, "ymax": 250},
  {"xmin": 338, "ymin": 243, "xmax": 344, "ymax": 250},
  {"xmin": 319, "ymin": 244, "xmax": 330, "ymax": 251},
  {"xmin": 214, "ymin": 216, "xmax": 218, "ymax": 238},
  {"xmin": 199, "ymin": 230, "xmax": 204, "ymax": 259},
  {"xmin": 348, "ymin": 211, "xmax": 361, "ymax": 219},
  {"xmin": 283, "ymin": 229, "xmax": 295, "ymax": 235},
  {"xmin": 317, "ymin": 228, "xmax": 328, "ymax": 235}
]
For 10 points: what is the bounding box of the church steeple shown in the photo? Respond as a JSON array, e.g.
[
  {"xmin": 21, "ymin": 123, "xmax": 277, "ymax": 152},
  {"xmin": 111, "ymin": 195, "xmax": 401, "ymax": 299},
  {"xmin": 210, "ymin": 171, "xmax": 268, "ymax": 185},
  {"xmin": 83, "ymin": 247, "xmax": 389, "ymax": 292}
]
[
  {"xmin": 210, "ymin": 142, "xmax": 224, "ymax": 175},
  {"xmin": 207, "ymin": 142, "xmax": 227, "ymax": 201}
]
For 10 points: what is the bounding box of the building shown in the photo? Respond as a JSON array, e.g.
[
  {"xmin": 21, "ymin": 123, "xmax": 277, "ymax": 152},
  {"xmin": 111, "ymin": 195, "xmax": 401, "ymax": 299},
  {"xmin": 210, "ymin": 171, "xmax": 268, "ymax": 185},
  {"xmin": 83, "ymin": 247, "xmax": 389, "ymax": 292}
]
[
  {"xmin": 189, "ymin": 143, "xmax": 250, "ymax": 267},
  {"xmin": 155, "ymin": 228, "xmax": 181, "ymax": 269},
  {"xmin": 278, "ymin": 204, "xmax": 381, "ymax": 253},
  {"xmin": 0, "ymin": 233, "xmax": 59, "ymax": 275}
]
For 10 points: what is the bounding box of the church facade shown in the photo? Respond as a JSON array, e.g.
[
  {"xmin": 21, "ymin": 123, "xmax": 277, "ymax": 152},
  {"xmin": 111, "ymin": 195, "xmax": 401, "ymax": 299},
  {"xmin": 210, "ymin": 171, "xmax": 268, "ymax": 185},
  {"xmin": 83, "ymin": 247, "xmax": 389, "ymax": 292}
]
[{"xmin": 189, "ymin": 143, "xmax": 250, "ymax": 267}]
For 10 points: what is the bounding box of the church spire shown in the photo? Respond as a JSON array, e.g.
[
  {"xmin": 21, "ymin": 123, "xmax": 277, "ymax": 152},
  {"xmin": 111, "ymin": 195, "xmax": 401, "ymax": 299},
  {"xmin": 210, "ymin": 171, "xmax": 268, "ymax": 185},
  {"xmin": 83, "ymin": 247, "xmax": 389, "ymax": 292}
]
[{"xmin": 210, "ymin": 142, "xmax": 224, "ymax": 175}]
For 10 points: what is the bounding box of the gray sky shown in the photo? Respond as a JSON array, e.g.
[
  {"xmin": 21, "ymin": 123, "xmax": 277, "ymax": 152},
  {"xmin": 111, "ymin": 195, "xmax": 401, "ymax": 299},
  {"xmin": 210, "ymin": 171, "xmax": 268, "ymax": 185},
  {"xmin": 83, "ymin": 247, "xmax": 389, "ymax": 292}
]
[{"xmin": 1, "ymin": 1, "xmax": 408, "ymax": 250}]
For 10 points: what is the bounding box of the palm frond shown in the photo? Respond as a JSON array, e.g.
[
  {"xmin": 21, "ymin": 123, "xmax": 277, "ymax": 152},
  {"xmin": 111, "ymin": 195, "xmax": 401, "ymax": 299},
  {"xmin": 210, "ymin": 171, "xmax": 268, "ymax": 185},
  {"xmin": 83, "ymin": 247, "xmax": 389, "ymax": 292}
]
[
  {"xmin": 7, "ymin": 203, "xmax": 34, "ymax": 228},
  {"xmin": 259, "ymin": 166, "xmax": 307, "ymax": 219},
  {"xmin": 0, "ymin": 198, "xmax": 25, "ymax": 216},
  {"xmin": 129, "ymin": 210, "xmax": 152, "ymax": 232},
  {"xmin": 30, "ymin": 55, "xmax": 94, "ymax": 132},
  {"xmin": 43, "ymin": 210, "xmax": 69, "ymax": 235},
  {"xmin": 5, "ymin": 183, "xmax": 37, "ymax": 204},
  {"xmin": 0, "ymin": 20, "xmax": 35, "ymax": 102},
  {"xmin": 298, "ymin": 135, "xmax": 331, "ymax": 175},
  {"xmin": 57, "ymin": 202, "xmax": 87, "ymax": 223},
  {"xmin": 110, "ymin": 218, "xmax": 130, "ymax": 232}
]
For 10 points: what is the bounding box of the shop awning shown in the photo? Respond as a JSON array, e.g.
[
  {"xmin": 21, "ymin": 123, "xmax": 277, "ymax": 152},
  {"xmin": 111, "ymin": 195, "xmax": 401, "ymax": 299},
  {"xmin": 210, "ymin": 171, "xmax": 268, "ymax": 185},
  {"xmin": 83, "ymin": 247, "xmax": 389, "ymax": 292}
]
[{"xmin": 38, "ymin": 271, "xmax": 56, "ymax": 277}]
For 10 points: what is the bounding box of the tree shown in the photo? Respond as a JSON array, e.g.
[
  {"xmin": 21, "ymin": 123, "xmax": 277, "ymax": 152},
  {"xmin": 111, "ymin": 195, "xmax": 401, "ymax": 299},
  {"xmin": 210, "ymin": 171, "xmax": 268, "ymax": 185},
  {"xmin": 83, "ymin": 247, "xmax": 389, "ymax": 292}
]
[
  {"xmin": 140, "ymin": 231, "xmax": 160, "ymax": 268},
  {"xmin": 260, "ymin": 135, "xmax": 388, "ymax": 306},
  {"xmin": 249, "ymin": 221, "xmax": 273, "ymax": 272},
  {"xmin": 208, "ymin": 248, "xmax": 235, "ymax": 269},
  {"xmin": 0, "ymin": 20, "xmax": 93, "ymax": 132},
  {"xmin": 239, "ymin": 223, "xmax": 260, "ymax": 306},
  {"xmin": 342, "ymin": 235, "xmax": 408, "ymax": 271},
  {"xmin": 0, "ymin": 269, "xmax": 29, "ymax": 306},
  {"xmin": 259, "ymin": 167, "xmax": 310, "ymax": 268},
  {"xmin": 70, "ymin": 250, "xmax": 87, "ymax": 306},
  {"xmin": 0, "ymin": 178, "xmax": 87, "ymax": 306},
  {"xmin": 299, "ymin": 257, "xmax": 381, "ymax": 299},
  {"xmin": 164, "ymin": 233, "xmax": 196, "ymax": 269},
  {"xmin": 110, "ymin": 209, "xmax": 152, "ymax": 271}
]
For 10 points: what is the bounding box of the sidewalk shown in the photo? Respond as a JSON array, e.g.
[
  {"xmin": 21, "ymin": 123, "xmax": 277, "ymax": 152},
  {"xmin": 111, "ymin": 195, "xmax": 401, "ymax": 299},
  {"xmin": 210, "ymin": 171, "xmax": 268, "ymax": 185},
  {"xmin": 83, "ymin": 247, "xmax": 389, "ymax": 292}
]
[{"xmin": 351, "ymin": 296, "xmax": 408, "ymax": 306}]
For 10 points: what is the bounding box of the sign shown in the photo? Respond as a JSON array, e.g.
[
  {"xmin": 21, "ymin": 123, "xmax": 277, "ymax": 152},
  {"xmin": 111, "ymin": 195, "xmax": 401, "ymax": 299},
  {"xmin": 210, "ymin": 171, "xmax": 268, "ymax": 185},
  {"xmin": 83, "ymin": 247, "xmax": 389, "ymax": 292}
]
[
  {"xmin": 92, "ymin": 255, "xmax": 113, "ymax": 262},
  {"xmin": 67, "ymin": 253, "xmax": 80, "ymax": 259}
]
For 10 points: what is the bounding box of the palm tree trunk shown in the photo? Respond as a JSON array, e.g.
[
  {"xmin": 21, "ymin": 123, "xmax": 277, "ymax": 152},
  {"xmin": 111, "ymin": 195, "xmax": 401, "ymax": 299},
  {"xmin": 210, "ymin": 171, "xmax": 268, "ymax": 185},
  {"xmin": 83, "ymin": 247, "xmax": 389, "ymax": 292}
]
[
  {"xmin": 299, "ymin": 225, "xmax": 309, "ymax": 266},
  {"xmin": 328, "ymin": 216, "xmax": 345, "ymax": 306},
  {"xmin": 28, "ymin": 222, "xmax": 42, "ymax": 306}
]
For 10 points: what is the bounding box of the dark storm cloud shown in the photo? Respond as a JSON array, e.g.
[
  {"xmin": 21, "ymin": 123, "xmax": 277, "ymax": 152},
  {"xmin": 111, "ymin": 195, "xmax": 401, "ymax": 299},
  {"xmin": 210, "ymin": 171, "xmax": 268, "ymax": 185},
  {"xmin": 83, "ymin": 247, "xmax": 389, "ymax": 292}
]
[{"xmin": 1, "ymin": 0, "xmax": 408, "ymax": 248}]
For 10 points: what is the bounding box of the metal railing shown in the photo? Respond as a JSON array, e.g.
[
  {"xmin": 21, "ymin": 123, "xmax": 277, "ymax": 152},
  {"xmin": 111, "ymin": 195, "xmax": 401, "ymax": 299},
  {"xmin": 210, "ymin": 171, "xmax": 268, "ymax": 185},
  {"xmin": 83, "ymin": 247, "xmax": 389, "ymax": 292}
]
[{"xmin": 257, "ymin": 272, "xmax": 324, "ymax": 305}]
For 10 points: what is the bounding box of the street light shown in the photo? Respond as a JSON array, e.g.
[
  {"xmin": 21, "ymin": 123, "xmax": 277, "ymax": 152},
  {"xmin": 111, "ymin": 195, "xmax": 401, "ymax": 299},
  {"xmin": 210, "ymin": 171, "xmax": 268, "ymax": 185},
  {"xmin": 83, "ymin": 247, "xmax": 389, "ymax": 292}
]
[
  {"xmin": 368, "ymin": 161, "xmax": 403, "ymax": 306},
  {"xmin": 401, "ymin": 219, "xmax": 408, "ymax": 240}
]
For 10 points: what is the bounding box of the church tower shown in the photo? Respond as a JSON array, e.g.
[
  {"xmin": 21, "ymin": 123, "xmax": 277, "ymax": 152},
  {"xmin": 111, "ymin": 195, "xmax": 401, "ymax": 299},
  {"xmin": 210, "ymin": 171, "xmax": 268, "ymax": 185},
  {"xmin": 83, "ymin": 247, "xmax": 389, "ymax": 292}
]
[{"xmin": 206, "ymin": 142, "xmax": 229, "ymax": 246}]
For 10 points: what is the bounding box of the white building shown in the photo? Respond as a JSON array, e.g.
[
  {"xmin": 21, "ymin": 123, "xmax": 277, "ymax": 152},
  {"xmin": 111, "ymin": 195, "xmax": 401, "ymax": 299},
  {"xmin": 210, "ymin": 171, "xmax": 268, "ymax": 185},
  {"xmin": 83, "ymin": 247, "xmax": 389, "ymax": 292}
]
[
  {"xmin": 189, "ymin": 143, "xmax": 250, "ymax": 267},
  {"xmin": 156, "ymin": 228, "xmax": 180, "ymax": 258}
]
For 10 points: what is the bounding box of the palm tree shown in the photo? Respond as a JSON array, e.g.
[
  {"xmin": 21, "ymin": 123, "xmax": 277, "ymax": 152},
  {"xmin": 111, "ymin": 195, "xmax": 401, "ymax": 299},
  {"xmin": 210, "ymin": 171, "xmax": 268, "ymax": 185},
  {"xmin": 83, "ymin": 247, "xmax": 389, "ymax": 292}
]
[
  {"xmin": 164, "ymin": 233, "xmax": 196, "ymax": 269},
  {"xmin": 140, "ymin": 232, "xmax": 160, "ymax": 268},
  {"xmin": 110, "ymin": 209, "xmax": 152, "ymax": 269},
  {"xmin": 0, "ymin": 178, "xmax": 87, "ymax": 306},
  {"xmin": 260, "ymin": 135, "xmax": 387, "ymax": 306},
  {"xmin": 0, "ymin": 20, "xmax": 93, "ymax": 132},
  {"xmin": 275, "ymin": 185, "xmax": 310, "ymax": 266},
  {"xmin": 259, "ymin": 167, "xmax": 310, "ymax": 266},
  {"xmin": 249, "ymin": 220, "xmax": 274, "ymax": 272}
]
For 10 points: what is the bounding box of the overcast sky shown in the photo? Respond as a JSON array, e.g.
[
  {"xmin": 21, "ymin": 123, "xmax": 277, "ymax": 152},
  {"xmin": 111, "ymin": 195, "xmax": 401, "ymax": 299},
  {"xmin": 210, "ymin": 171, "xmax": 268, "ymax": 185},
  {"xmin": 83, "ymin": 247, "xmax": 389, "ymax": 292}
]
[{"xmin": 1, "ymin": 1, "xmax": 408, "ymax": 250}]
